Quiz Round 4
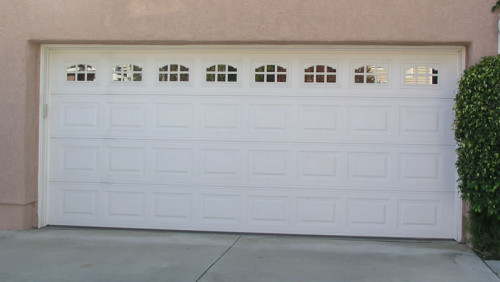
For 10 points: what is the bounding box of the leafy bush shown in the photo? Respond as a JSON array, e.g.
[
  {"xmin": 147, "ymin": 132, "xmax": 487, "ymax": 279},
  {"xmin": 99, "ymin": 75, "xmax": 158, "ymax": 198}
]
[
  {"xmin": 454, "ymin": 55, "xmax": 500, "ymax": 258},
  {"xmin": 454, "ymin": 55, "xmax": 500, "ymax": 217},
  {"xmin": 493, "ymin": 0, "xmax": 500, "ymax": 12},
  {"xmin": 467, "ymin": 212, "xmax": 500, "ymax": 258}
]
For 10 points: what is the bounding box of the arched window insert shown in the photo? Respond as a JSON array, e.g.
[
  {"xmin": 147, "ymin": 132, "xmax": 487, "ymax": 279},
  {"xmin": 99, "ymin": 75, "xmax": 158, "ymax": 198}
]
[
  {"xmin": 405, "ymin": 66, "xmax": 439, "ymax": 85},
  {"xmin": 112, "ymin": 64, "xmax": 143, "ymax": 82},
  {"xmin": 66, "ymin": 64, "xmax": 96, "ymax": 81},
  {"xmin": 304, "ymin": 65, "xmax": 337, "ymax": 83},
  {"xmin": 255, "ymin": 65, "xmax": 287, "ymax": 83},
  {"xmin": 206, "ymin": 64, "xmax": 237, "ymax": 82},
  {"xmin": 354, "ymin": 65, "xmax": 388, "ymax": 84},
  {"xmin": 159, "ymin": 64, "xmax": 189, "ymax": 82}
]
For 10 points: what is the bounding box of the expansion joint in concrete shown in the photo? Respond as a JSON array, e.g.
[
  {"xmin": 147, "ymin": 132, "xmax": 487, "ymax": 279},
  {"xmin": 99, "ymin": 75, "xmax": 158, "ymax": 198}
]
[{"xmin": 196, "ymin": 235, "xmax": 241, "ymax": 282}]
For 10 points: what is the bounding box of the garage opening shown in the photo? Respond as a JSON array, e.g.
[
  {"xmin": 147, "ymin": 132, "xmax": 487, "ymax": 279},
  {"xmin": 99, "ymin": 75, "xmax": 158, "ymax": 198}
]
[{"xmin": 39, "ymin": 46, "xmax": 463, "ymax": 239}]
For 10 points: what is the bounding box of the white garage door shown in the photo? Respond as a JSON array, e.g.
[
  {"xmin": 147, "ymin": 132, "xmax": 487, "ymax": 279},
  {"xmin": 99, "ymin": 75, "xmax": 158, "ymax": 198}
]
[{"xmin": 43, "ymin": 46, "xmax": 462, "ymax": 239}]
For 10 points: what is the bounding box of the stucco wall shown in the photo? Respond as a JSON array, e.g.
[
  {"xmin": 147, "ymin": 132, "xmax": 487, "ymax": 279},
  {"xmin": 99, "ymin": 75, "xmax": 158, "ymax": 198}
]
[{"xmin": 0, "ymin": 0, "xmax": 498, "ymax": 230}]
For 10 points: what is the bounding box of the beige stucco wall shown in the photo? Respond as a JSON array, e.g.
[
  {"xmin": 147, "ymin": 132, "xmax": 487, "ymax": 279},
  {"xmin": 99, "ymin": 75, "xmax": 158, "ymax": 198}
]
[{"xmin": 0, "ymin": 0, "xmax": 498, "ymax": 230}]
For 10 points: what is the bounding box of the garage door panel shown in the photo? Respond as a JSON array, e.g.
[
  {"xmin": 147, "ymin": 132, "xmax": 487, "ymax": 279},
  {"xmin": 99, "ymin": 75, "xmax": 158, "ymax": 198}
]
[
  {"xmin": 249, "ymin": 150, "xmax": 292, "ymax": 180},
  {"xmin": 106, "ymin": 103, "xmax": 147, "ymax": 131},
  {"xmin": 202, "ymin": 103, "xmax": 243, "ymax": 130},
  {"xmin": 155, "ymin": 102, "xmax": 194, "ymax": 130},
  {"xmin": 151, "ymin": 192, "xmax": 193, "ymax": 222},
  {"xmin": 249, "ymin": 104, "xmax": 292, "ymax": 130},
  {"xmin": 399, "ymin": 153, "xmax": 443, "ymax": 182},
  {"xmin": 201, "ymin": 194, "xmax": 242, "ymax": 224},
  {"xmin": 50, "ymin": 139, "xmax": 455, "ymax": 192},
  {"xmin": 395, "ymin": 195, "xmax": 455, "ymax": 237},
  {"xmin": 296, "ymin": 197, "xmax": 339, "ymax": 226},
  {"xmin": 348, "ymin": 106, "xmax": 392, "ymax": 134},
  {"xmin": 200, "ymin": 149, "xmax": 244, "ymax": 180},
  {"xmin": 106, "ymin": 146, "xmax": 146, "ymax": 177},
  {"xmin": 49, "ymin": 96, "xmax": 103, "ymax": 136},
  {"xmin": 297, "ymin": 151, "xmax": 340, "ymax": 181},
  {"xmin": 153, "ymin": 148, "xmax": 194, "ymax": 177},
  {"xmin": 59, "ymin": 190, "xmax": 99, "ymax": 218},
  {"xmin": 105, "ymin": 191, "xmax": 146, "ymax": 219},
  {"xmin": 46, "ymin": 47, "xmax": 460, "ymax": 238},
  {"xmin": 49, "ymin": 139, "xmax": 104, "ymax": 182},
  {"xmin": 398, "ymin": 200, "xmax": 441, "ymax": 227},
  {"xmin": 248, "ymin": 195, "xmax": 290, "ymax": 226},
  {"xmin": 348, "ymin": 152, "xmax": 392, "ymax": 182},
  {"xmin": 347, "ymin": 198, "xmax": 391, "ymax": 227},
  {"xmin": 50, "ymin": 96, "xmax": 453, "ymax": 145},
  {"xmin": 399, "ymin": 104, "xmax": 453, "ymax": 142},
  {"xmin": 48, "ymin": 182, "xmax": 455, "ymax": 238},
  {"xmin": 298, "ymin": 105, "xmax": 340, "ymax": 135}
]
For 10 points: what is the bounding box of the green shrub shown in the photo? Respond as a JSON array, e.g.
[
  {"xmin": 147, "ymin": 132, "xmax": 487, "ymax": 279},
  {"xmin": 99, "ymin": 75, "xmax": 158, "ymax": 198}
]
[
  {"xmin": 467, "ymin": 211, "xmax": 500, "ymax": 258},
  {"xmin": 454, "ymin": 55, "xmax": 500, "ymax": 258}
]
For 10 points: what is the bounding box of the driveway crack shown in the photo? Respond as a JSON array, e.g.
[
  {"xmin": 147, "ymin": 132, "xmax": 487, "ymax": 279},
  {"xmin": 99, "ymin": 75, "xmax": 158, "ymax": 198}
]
[{"xmin": 195, "ymin": 235, "xmax": 241, "ymax": 282}]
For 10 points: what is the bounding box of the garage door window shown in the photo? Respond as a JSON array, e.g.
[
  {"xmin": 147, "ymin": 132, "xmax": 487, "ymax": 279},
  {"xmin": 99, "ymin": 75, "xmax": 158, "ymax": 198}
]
[
  {"xmin": 404, "ymin": 66, "xmax": 439, "ymax": 86},
  {"xmin": 206, "ymin": 64, "xmax": 238, "ymax": 82},
  {"xmin": 304, "ymin": 65, "xmax": 337, "ymax": 83},
  {"xmin": 112, "ymin": 64, "xmax": 143, "ymax": 82},
  {"xmin": 159, "ymin": 64, "xmax": 189, "ymax": 82},
  {"xmin": 354, "ymin": 65, "xmax": 388, "ymax": 84},
  {"xmin": 66, "ymin": 64, "xmax": 96, "ymax": 81},
  {"xmin": 255, "ymin": 65, "xmax": 287, "ymax": 83}
]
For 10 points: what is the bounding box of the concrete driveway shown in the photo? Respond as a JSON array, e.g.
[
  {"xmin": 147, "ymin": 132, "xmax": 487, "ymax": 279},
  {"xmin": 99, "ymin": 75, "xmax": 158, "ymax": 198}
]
[{"xmin": 0, "ymin": 228, "xmax": 498, "ymax": 282}]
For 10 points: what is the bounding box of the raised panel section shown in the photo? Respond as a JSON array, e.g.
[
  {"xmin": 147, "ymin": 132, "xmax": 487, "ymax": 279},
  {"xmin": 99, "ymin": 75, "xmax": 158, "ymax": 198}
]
[
  {"xmin": 201, "ymin": 149, "xmax": 241, "ymax": 176},
  {"xmin": 250, "ymin": 151, "xmax": 289, "ymax": 178},
  {"xmin": 64, "ymin": 104, "xmax": 99, "ymax": 127},
  {"xmin": 107, "ymin": 147, "xmax": 145, "ymax": 174},
  {"xmin": 398, "ymin": 200, "xmax": 439, "ymax": 227},
  {"xmin": 298, "ymin": 105, "xmax": 339, "ymax": 134},
  {"xmin": 202, "ymin": 195, "xmax": 240, "ymax": 223},
  {"xmin": 348, "ymin": 199, "xmax": 388, "ymax": 225},
  {"xmin": 348, "ymin": 153, "xmax": 391, "ymax": 181},
  {"xmin": 63, "ymin": 148, "xmax": 98, "ymax": 171},
  {"xmin": 108, "ymin": 103, "xmax": 146, "ymax": 130},
  {"xmin": 250, "ymin": 104, "xmax": 289, "ymax": 130},
  {"xmin": 400, "ymin": 107, "xmax": 442, "ymax": 135},
  {"xmin": 297, "ymin": 197, "xmax": 336, "ymax": 225},
  {"xmin": 298, "ymin": 151, "xmax": 337, "ymax": 179},
  {"xmin": 50, "ymin": 99, "xmax": 102, "ymax": 137},
  {"xmin": 202, "ymin": 104, "xmax": 241, "ymax": 129},
  {"xmin": 107, "ymin": 192, "xmax": 145, "ymax": 218},
  {"xmin": 62, "ymin": 146, "xmax": 98, "ymax": 172},
  {"xmin": 349, "ymin": 106, "xmax": 389, "ymax": 133},
  {"xmin": 50, "ymin": 143, "xmax": 102, "ymax": 181},
  {"xmin": 154, "ymin": 148, "xmax": 193, "ymax": 175},
  {"xmin": 155, "ymin": 103, "xmax": 193, "ymax": 129},
  {"xmin": 61, "ymin": 190, "xmax": 98, "ymax": 216},
  {"xmin": 249, "ymin": 196, "xmax": 288, "ymax": 224},
  {"xmin": 400, "ymin": 153, "xmax": 441, "ymax": 181},
  {"xmin": 153, "ymin": 193, "xmax": 192, "ymax": 221}
]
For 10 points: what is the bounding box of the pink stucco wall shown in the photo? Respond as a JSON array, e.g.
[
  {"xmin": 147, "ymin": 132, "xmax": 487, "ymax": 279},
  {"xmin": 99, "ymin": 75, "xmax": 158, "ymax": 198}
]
[{"xmin": 0, "ymin": 0, "xmax": 498, "ymax": 230}]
